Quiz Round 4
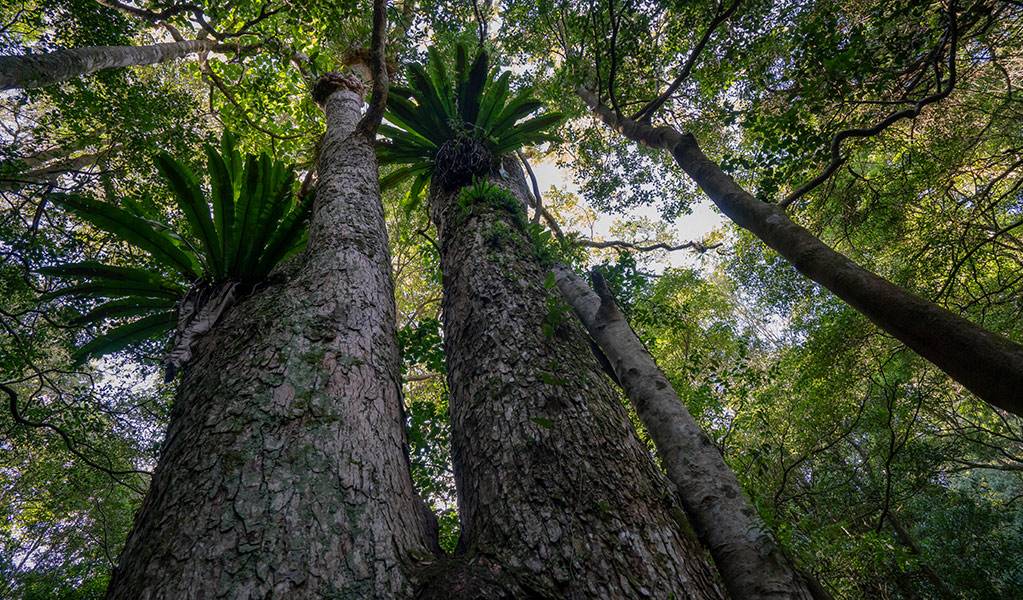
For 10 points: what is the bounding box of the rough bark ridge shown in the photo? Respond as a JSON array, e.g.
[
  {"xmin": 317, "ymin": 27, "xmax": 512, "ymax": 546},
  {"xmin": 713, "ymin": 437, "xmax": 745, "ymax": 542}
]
[
  {"xmin": 578, "ymin": 87, "xmax": 1023, "ymax": 417},
  {"xmin": 0, "ymin": 40, "xmax": 226, "ymax": 90},
  {"xmin": 426, "ymin": 163, "xmax": 726, "ymax": 599},
  {"xmin": 555, "ymin": 264, "xmax": 814, "ymax": 600},
  {"xmin": 105, "ymin": 76, "xmax": 435, "ymax": 599}
]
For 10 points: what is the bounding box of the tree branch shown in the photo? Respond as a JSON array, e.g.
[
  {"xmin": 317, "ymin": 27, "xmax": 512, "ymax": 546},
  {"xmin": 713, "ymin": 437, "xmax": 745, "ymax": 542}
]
[
  {"xmin": 3, "ymin": 382, "xmax": 150, "ymax": 493},
  {"xmin": 631, "ymin": 0, "xmax": 740, "ymax": 122},
  {"xmin": 576, "ymin": 238, "xmax": 722, "ymax": 253},
  {"xmin": 516, "ymin": 150, "xmax": 544, "ymax": 225},
  {"xmin": 779, "ymin": 1, "xmax": 959, "ymax": 209},
  {"xmin": 357, "ymin": 0, "xmax": 390, "ymax": 136}
]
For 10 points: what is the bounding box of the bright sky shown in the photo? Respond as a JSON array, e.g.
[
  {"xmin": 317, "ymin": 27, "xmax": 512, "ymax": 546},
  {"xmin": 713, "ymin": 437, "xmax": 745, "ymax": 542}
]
[{"xmin": 530, "ymin": 159, "xmax": 727, "ymax": 271}]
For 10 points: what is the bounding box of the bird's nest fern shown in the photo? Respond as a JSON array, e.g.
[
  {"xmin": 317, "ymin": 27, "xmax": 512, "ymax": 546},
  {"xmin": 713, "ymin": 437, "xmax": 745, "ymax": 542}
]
[
  {"xmin": 377, "ymin": 44, "xmax": 563, "ymax": 206},
  {"xmin": 39, "ymin": 132, "xmax": 314, "ymax": 379}
]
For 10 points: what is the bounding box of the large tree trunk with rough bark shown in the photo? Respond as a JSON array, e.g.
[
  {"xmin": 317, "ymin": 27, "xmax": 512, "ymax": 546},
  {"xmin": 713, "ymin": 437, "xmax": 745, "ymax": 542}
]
[
  {"xmin": 105, "ymin": 73, "xmax": 435, "ymax": 599},
  {"xmin": 0, "ymin": 39, "xmax": 227, "ymax": 90},
  {"xmin": 422, "ymin": 159, "xmax": 726, "ymax": 599},
  {"xmin": 555, "ymin": 264, "xmax": 814, "ymax": 600},
  {"xmin": 578, "ymin": 87, "xmax": 1023, "ymax": 418}
]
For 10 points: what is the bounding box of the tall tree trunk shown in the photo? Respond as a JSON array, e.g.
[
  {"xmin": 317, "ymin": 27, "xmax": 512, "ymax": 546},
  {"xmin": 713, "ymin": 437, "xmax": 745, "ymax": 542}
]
[
  {"xmin": 0, "ymin": 39, "xmax": 227, "ymax": 90},
  {"xmin": 105, "ymin": 73, "xmax": 436, "ymax": 599},
  {"xmin": 422, "ymin": 161, "xmax": 726, "ymax": 599},
  {"xmin": 578, "ymin": 87, "xmax": 1023, "ymax": 417},
  {"xmin": 555, "ymin": 264, "xmax": 814, "ymax": 600}
]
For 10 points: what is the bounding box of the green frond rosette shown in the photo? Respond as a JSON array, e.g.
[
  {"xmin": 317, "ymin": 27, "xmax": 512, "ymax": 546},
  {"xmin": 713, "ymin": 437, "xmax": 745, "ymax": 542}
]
[
  {"xmin": 377, "ymin": 43, "xmax": 563, "ymax": 205},
  {"xmin": 39, "ymin": 131, "xmax": 313, "ymax": 366}
]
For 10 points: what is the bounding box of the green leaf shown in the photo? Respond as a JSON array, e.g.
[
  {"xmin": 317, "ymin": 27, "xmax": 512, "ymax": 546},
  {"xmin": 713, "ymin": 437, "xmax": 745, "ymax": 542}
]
[
  {"xmin": 255, "ymin": 188, "xmax": 315, "ymax": 279},
  {"xmin": 231, "ymin": 153, "xmax": 266, "ymax": 274},
  {"xmin": 408, "ymin": 174, "xmax": 429, "ymax": 208},
  {"xmin": 408, "ymin": 64, "xmax": 455, "ymax": 137},
  {"xmin": 488, "ymin": 96, "xmax": 544, "ymax": 139},
  {"xmin": 380, "ymin": 164, "xmax": 430, "ymax": 190},
  {"xmin": 459, "ymin": 50, "xmax": 489, "ymax": 125},
  {"xmin": 386, "ymin": 92, "xmax": 450, "ymax": 144},
  {"xmin": 476, "ymin": 71, "xmax": 512, "ymax": 133},
  {"xmin": 427, "ymin": 46, "xmax": 453, "ymax": 115},
  {"xmin": 154, "ymin": 152, "xmax": 223, "ymax": 278},
  {"xmin": 72, "ymin": 297, "xmax": 177, "ymax": 326},
  {"xmin": 206, "ymin": 143, "xmax": 236, "ymax": 276},
  {"xmin": 530, "ymin": 416, "xmax": 554, "ymax": 428},
  {"xmin": 455, "ymin": 44, "xmax": 468, "ymax": 97},
  {"xmin": 71, "ymin": 310, "xmax": 178, "ymax": 365},
  {"xmin": 48, "ymin": 194, "xmax": 200, "ymax": 280},
  {"xmin": 239, "ymin": 164, "xmax": 295, "ymax": 280},
  {"xmin": 39, "ymin": 261, "xmax": 169, "ymax": 284},
  {"xmin": 491, "ymin": 113, "xmax": 564, "ymax": 154},
  {"xmin": 40, "ymin": 278, "xmax": 184, "ymax": 301}
]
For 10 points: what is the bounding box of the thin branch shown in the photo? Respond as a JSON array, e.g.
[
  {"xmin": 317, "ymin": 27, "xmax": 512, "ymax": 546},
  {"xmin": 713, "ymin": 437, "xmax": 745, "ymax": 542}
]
[
  {"xmin": 95, "ymin": 0, "xmax": 224, "ymax": 40},
  {"xmin": 471, "ymin": 0, "xmax": 488, "ymax": 48},
  {"xmin": 96, "ymin": 0, "xmax": 281, "ymax": 40},
  {"xmin": 199, "ymin": 59, "xmax": 308, "ymax": 141},
  {"xmin": 516, "ymin": 150, "xmax": 544, "ymax": 225},
  {"xmin": 606, "ymin": 0, "xmax": 623, "ymax": 116},
  {"xmin": 779, "ymin": 1, "xmax": 960, "ymax": 210},
  {"xmin": 631, "ymin": 0, "xmax": 741, "ymax": 122},
  {"xmin": 415, "ymin": 227, "xmax": 440, "ymax": 253},
  {"xmin": 3, "ymin": 382, "xmax": 150, "ymax": 493},
  {"xmin": 357, "ymin": 0, "xmax": 390, "ymax": 137},
  {"xmin": 577, "ymin": 238, "xmax": 722, "ymax": 253}
]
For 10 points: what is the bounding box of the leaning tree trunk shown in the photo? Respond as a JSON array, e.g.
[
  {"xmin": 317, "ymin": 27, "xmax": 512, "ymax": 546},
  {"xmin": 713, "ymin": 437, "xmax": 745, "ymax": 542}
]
[
  {"xmin": 555, "ymin": 265, "xmax": 814, "ymax": 600},
  {"xmin": 578, "ymin": 87, "xmax": 1023, "ymax": 417},
  {"xmin": 105, "ymin": 73, "xmax": 436, "ymax": 599},
  {"xmin": 421, "ymin": 159, "xmax": 726, "ymax": 599},
  {"xmin": 0, "ymin": 39, "xmax": 227, "ymax": 90}
]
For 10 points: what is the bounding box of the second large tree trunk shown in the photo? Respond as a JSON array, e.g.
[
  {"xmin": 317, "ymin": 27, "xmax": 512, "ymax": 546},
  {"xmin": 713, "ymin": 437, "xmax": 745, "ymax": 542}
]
[
  {"xmin": 579, "ymin": 87, "xmax": 1023, "ymax": 417},
  {"xmin": 0, "ymin": 39, "xmax": 225, "ymax": 90},
  {"xmin": 105, "ymin": 73, "xmax": 435, "ymax": 599},
  {"xmin": 424, "ymin": 161, "xmax": 726, "ymax": 599},
  {"xmin": 555, "ymin": 264, "xmax": 814, "ymax": 600}
]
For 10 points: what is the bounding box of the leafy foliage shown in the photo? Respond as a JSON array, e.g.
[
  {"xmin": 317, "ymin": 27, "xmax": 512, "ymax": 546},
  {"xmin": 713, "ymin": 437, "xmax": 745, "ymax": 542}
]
[
  {"xmin": 377, "ymin": 44, "xmax": 562, "ymax": 206},
  {"xmin": 38, "ymin": 133, "xmax": 313, "ymax": 364}
]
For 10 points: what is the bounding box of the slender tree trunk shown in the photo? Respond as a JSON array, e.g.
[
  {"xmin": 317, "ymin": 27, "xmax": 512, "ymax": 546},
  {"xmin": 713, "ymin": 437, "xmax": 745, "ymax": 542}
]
[
  {"xmin": 0, "ymin": 39, "xmax": 226, "ymax": 90},
  {"xmin": 578, "ymin": 87, "xmax": 1023, "ymax": 417},
  {"xmin": 555, "ymin": 264, "xmax": 813, "ymax": 600},
  {"xmin": 421, "ymin": 160, "xmax": 726, "ymax": 599},
  {"xmin": 887, "ymin": 513, "xmax": 955, "ymax": 600},
  {"xmin": 105, "ymin": 73, "xmax": 436, "ymax": 599}
]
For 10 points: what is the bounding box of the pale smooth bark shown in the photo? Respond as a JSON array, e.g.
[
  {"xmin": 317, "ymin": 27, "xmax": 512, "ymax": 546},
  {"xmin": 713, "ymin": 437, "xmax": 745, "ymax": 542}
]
[
  {"xmin": 422, "ymin": 160, "xmax": 726, "ymax": 599},
  {"xmin": 105, "ymin": 74, "xmax": 435, "ymax": 599},
  {"xmin": 578, "ymin": 87, "xmax": 1023, "ymax": 417},
  {"xmin": 0, "ymin": 39, "xmax": 224, "ymax": 90},
  {"xmin": 555, "ymin": 264, "xmax": 814, "ymax": 600}
]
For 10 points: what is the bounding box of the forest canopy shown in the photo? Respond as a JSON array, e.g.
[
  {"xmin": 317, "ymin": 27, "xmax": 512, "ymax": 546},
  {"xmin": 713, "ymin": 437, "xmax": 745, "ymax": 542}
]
[{"xmin": 2, "ymin": 0, "xmax": 1022, "ymax": 598}]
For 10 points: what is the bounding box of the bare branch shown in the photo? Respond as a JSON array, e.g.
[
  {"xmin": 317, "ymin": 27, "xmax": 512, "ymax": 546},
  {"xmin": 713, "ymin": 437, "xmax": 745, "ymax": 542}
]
[
  {"xmin": 576, "ymin": 238, "xmax": 722, "ymax": 253},
  {"xmin": 779, "ymin": 1, "xmax": 959, "ymax": 209},
  {"xmin": 516, "ymin": 150, "xmax": 544, "ymax": 225},
  {"xmin": 199, "ymin": 59, "xmax": 309, "ymax": 141},
  {"xmin": 631, "ymin": 0, "xmax": 741, "ymax": 122},
  {"xmin": 4, "ymin": 382, "xmax": 150, "ymax": 493},
  {"xmin": 357, "ymin": 0, "xmax": 390, "ymax": 137}
]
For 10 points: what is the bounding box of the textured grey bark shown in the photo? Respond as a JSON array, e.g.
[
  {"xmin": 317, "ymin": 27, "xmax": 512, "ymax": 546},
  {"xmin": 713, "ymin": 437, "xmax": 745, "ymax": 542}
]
[
  {"xmin": 0, "ymin": 39, "xmax": 222, "ymax": 90},
  {"xmin": 578, "ymin": 87, "xmax": 1023, "ymax": 417},
  {"xmin": 424, "ymin": 163, "xmax": 726, "ymax": 599},
  {"xmin": 105, "ymin": 74, "xmax": 435, "ymax": 599},
  {"xmin": 554, "ymin": 264, "xmax": 813, "ymax": 600}
]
